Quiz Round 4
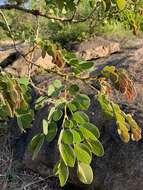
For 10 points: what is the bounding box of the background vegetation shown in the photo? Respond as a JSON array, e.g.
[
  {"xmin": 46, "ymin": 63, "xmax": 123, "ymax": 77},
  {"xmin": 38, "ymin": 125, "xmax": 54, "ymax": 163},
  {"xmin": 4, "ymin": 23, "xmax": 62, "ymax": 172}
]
[{"xmin": 0, "ymin": 0, "xmax": 143, "ymax": 47}]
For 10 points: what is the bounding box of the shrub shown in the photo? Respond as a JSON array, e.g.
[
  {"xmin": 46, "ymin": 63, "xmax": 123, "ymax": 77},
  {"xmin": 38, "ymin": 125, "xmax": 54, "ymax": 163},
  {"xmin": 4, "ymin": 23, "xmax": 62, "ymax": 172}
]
[{"xmin": 0, "ymin": 0, "xmax": 142, "ymax": 187}]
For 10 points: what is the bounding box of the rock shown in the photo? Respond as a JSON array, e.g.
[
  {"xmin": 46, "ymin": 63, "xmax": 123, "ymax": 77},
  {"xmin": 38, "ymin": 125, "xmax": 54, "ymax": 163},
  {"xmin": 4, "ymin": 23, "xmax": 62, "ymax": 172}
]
[
  {"xmin": 0, "ymin": 42, "xmax": 55, "ymax": 76},
  {"xmin": 71, "ymin": 37, "xmax": 120, "ymax": 60},
  {"xmin": 4, "ymin": 48, "xmax": 54, "ymax": 77},
  {"xmin": 0, "ymin": 40, "xmax": 23, "ymax": 50},
  {"xmin": 35, "ymin": 53, "xmax": 54, "ymax": 70},
  {"xmin": 0, "ymin": 41, "xmax": 27, "ymax": 65},
  {"xmin": 120, "ymin": 37, "xmax": 143, "ymax": 49}
]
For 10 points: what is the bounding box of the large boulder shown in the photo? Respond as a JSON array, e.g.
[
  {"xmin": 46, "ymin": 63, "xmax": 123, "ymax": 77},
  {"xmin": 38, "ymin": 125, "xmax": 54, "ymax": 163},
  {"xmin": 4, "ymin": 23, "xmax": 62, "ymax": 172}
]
[
  {"xmin": 71, "ymin": 37, "xmax": 120, "ymax": 60},
  {"xmin": 0, "ymin": 41, "xmax": 55, "ymax": 76}
]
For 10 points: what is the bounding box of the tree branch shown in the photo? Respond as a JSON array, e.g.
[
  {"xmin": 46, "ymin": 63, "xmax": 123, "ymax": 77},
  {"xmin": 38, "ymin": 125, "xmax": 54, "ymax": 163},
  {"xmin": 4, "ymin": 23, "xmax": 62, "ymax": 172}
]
[{"xmin": 0, "ymin": 4, "xmax": 96, "ymax": 23}]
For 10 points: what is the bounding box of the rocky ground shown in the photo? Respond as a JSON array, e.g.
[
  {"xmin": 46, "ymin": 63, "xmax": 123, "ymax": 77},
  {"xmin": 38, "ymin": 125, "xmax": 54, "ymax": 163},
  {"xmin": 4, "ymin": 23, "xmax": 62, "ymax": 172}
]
[{"xmin": 1, "ymin": 36, "xmax": 143, "ymax": 190}]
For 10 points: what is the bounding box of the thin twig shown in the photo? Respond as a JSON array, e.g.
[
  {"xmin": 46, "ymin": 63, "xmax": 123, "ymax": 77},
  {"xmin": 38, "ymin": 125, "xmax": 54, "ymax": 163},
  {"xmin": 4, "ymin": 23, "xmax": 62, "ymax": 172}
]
[
  {"xmin": 70, "ymin": 0, "xmax": 81, "ymax": 21},
  {"xmin": 28, "ymin": 16, "xmax": 40, "ymax": 80},
  {"xmin": 22, "ymin": 175, "xmax": 54, "ymax": 190}
]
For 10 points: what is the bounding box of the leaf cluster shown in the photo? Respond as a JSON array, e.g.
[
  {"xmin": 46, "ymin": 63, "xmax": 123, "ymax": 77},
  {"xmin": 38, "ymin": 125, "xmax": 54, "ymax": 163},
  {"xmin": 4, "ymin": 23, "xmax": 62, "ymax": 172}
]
[{"xmin": 0, "ymin": 73, "xmax": 33, "ymax": 132}]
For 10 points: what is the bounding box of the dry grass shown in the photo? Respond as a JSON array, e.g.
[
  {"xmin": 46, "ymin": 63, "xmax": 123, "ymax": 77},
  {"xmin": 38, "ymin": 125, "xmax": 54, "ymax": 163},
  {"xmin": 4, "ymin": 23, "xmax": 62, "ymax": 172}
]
[{"xmin": 0, "ymin": 129, "xmax": 62, "ymax": 190}]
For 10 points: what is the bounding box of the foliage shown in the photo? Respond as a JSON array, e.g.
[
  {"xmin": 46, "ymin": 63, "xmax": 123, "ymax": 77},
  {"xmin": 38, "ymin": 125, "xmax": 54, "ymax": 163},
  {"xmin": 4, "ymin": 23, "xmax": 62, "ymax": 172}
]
[
  {"xmin": 0, "ymin": 0, "xmax": 142, "ymax": 44},
  {"xmin": 0, "ymin": 72, "xmax": 33, "ymax": 132},
  {"xmin": 47, "ymin": 21, "xmax": 89, "ymax": 46},
  {"xmin": 0, "ymin": 0, "xmax": 142, "ymax": 187}
]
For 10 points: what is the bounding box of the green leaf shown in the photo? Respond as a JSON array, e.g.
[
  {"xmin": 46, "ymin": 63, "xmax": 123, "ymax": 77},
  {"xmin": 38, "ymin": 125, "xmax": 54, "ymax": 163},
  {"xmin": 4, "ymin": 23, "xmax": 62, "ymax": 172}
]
[
  {"xmin": 112, "ymin": 103, "xmax": 130, "ymax": 143},
  {"xmin": 53, "ymin": 109, "xmax": 63, "ymax": 121},
  {"xmin": 48, "ymin": 107, "xmax": 56, "ymax": 120},
  {"xmin": 87, "ymin": 139, "xmax": 104, "ymax": 157},
  {"xmin": 77, "ymin": 162, "xmax": 93, "ymax": 184},
  {"xmin": 75, "ymin": 94, "xmax": 90, "ymax": 110},
  {"xmin": 59, "ymin": 160, "xmax": 69, "ymax": 187},
  {"xmin": 79, "ymin": 126, "xmax": 97, "ymax": 141},
  {"xmin": 35, "ymin": 96, "xmax": 48, "ymax": 110},
  {"xmin": 72, "ymin": 67, "xmax": 82, "ymax": 75},
  {"xmin": 70, "ymin": 129, "xmax": 82, "ymax": 144},
  {"xmin": 68, "ymin": 102, "xmax": 77, "ymax": 112},
  {"xmin": 42, "ymin": 119, "xmax": 48, "ymax": 135},
  {"xmin": 97, "ymin": 94, "xmax": 113, "ymax": 118},
  {"xmin": 53, "ymin": 161, "xmax": 60, "ymax": 176},
  {"xmin": 55, "ymin": 98, "xmax": 66, "ymax": 107},
  {"xmin": 62, "ymin": 129, "xmax": 73, "ymax": 144},
  {"xmin": 78, "ymin": 143, "xmax": 92, "ymax": 158},
  {"xmin": 74, "ymin": 144, "xmax": 91, "ymax": 164},
  {"xmin": 62, "ymin": 51, "xmax": 76, "ymax": 63},
  {"xmin": 51, "ymin": 86, "xmax": 64, "ymax": 97},
  {"xmin": 58, "ymin": 129, "xmax": 64, "ymax": 145},
  {"xmin": 68, "ymin": 84, "xmax": 79, "ymax": 95},
  {"xmin": 81, "ymin": 123, "xmax": 100, "ymax": 139},
  {"xmin": 18, "ymin": 77, "xmax": 29, "ymax": 86},
  {"xmin": 68, "ymin": 58, "xmax": 79, "ymax": 66},
  {"xmin": 116, "ymin": 0, "xmax": 126, "ymax": 10},
  {"xmin": 32, "ymin": 134, "xmax": 45, "ymax": 160},
  {"xmin": 102, "ymin": 66, "xmax": 116, "ymax": 74},
  {"xmin": 73, "ymin": 111, "xmax": 89, "ymax": 124},
  {"xmin": 42, "ymin": 42, "xmax": 55, "ymax": 57},
  {"xmin": 29, "ymin": 134, "xmax": 41, "ymax": 151},
  {"xmin": 102, "ymin": 66, "xmax": 117, "ymax": 80},
  {"xmin": 79, "ymin": 61, "xmax": 94, "ymax": 70},
  {"xmin": 17, "ymin": 110, "xmax": 33, "ymax": 131},
  {"xmin": 59, "ymin": 143, "xmax": 76, "ymax": 167},
  {"xmin": 64, "ymin": 120, "xmax": 74, "ymax": 129},
  {"xmin": 53, "ymin": 79, "xmax": 62, "ymax": 88},
  {"xmin": 48, "ymin": 84, "xmax": 55, "ymax": 96},
  {"xmin": 46, "ymin": 122, "xmax": 57, "ymax": 142}
]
